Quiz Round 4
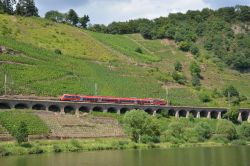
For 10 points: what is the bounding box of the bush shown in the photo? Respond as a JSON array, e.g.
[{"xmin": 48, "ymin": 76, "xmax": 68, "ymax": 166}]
[
  {"xmin": 199, "ymin": 91, "xmax": 211, "ymax": 103},
  {"xmin": 190, "ymin": 45, "xmax": 199, "ymax": 55},
  {"xmin": 238, "ymin": 122, "xmax": 250, "ymax": 140},
  {"xmin": 178, "ymin": 41, "xmax": 191, "ymax": 52},
  {"xmin": 211, "ymin": 135, "xmax": 229, "ymax": 144},
  {"xmin": 54, "ymin": 49, "xmax": 62, "ymax": 55},
  {"xmin": 172, "ymin": 71, "xmax": 186, "ymax": 85},
  {"xmin": 223, "ymin": 85, "xmax": 239, "ymax": 98},
  {"xmin": 174, "ymin": 61, "xmax": 183, "ymax": 72},
  {"xmin": 123, "ymin": 110, "xmax": 161, "ymax": 143},
  {"xmin": 0, "ymin": 146, "xmax": 11, "ymax": 157},
  {"xmin": 135, "ymin": 47, "xmax": 143, "ymax": 54},
  {"xmin": 15, "ymin": 121, "xmax": 28, "ymax": 144},
  {"xmin": 28, "ymin": 146, "xmax": 44, "ymax": 154},
  {"xmin": 167, "ymin": 122, "xmax": 185, "ymax": 140},
  {"xmin": 195, "ymin": 122, "xmax": 212, "ymax": 141},
  {"xmin": 192, "ymin": 75, "xmax": 201, "ymax": 87},
  {"xmin": 216, "ymin": 120, "xmax": 238, "ymax": 140},
  {"xmin": 53, "ymin": 145, "xmax": 62, "ymax": 153}
]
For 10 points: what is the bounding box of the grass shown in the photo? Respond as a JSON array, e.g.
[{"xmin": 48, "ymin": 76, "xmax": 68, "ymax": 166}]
[
  {"xmin": 0, "ymin": 110, "xmax": 49, "ymax": 136},
  {"xmin": 0, "ymin": 14, "xmax": 249, "ymax": 107}
]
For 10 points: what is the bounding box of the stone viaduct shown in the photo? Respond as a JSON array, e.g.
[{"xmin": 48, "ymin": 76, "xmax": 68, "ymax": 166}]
[{"xmin": 0, "ymin": 97, "xmax": 249, "ymax": 122}]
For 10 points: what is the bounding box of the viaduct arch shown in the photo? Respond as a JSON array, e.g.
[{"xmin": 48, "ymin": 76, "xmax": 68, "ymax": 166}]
[{"xmin": 0, "ymin": 98, "xmax": 249, "ymax": 123}]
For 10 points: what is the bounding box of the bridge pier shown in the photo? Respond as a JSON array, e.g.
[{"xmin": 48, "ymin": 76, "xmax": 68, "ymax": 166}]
[
  {"xmin": 60, "ymin": 107, "xmax": 65, "ymax": 115},
  {"xmin": 175, "ymin": 111, "xmax": 179, "ymax": 118},
  {"xmin": 238, "ymin": 112, "xmax": 243, "ymax": 123},
  {"xmin": 217, "ymin": 112, "xmax": 222, "ymax": 120},
  {"xmin": 207, "ymin": 112, "xmax": 211, "ymax": 119},
  {"xmin": 196, "ymin": 112, "xmax": 200, "ymax": 118},
  {"xmin": 248, "ymin": 114, "xmax": 250, "ymax": 123},
  {"xmin": 186, "ymin": 111, "xmax": 190, "ymax": 118},
  {"xmin": 117, "ymin": 109, "xmax": 121, "ymax": 115}
]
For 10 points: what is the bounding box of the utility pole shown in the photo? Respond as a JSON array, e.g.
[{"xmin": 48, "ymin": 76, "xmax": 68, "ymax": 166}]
[
  {"xmin": 165, "ymin": 85, "xmax": 169, "ymax": 105},
  {"xmin": 94, "ymin": 83, "xmax": 98, "ymax": 96},
  {"xmin": 4, "ymin": 74, "xmax": 7, "ymax": 96},
  {"xmin": 228, "ymin": 91, "xmax": 231, "ymax": 107}
]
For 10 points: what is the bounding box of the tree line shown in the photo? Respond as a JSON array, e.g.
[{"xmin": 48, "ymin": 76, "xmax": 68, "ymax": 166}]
[
  {"xmin": 89, "ymin": 5, "xmax": 250, "ymax": 71},
  {"xmin": 45, "ymin": 9, "xmax": 90, "ymax": 28},
  {"xmin": 0, "ymin": 1, "xmax": 90, "ymax": 28},
  {"xmin": 0, "ymin": 0, "xmax": 38, "ymax": 16}
]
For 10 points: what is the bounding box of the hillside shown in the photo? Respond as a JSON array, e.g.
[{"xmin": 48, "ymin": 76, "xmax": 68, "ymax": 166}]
[{"xmin": 0, "ymin": 14, "xmax": 250, "ymax": 107}]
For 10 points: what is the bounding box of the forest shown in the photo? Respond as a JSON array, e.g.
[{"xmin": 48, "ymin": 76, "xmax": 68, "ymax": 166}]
[{"xmin": 89, "ymin": 6, "xmax": 250, "ymax": 71}]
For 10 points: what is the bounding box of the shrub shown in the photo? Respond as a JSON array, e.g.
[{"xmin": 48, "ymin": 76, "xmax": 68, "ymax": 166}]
[
  {"xmin": 28, "ymin": 146, "xmax": 44, "ymax": 154},
  {"xmin": 199, "ymin": 91, "xmax": 211, "ymax": 103},
  {"xmin": 15, "ymin": 121, "xmax": 29, "ymax": 144},
  {"xmin": 178, "ymin": 41, "xmax": 191, "ymax": 52},
  {"xmin": 192, "ymin": 75, "xmax": 201, "ymax": 87},
  {"xmin": 190, "ymin": 45, "xmax": 199, "ymax": 55},
  {"xmin": 195, "ymin": 122, "xmax": 212, "ymax": 141},
  {"xmin": 174, "ymin": 61, "xmax": 183, "ymax": 72},
  {"xmin": 216, "ymin": 120, "xmax": 238, "ymax": 140},
  {"xmin": 54, "ymin": 49, "xmax": 62, "ymax": 55},
  {"xmin": 223, "ymin": 85, "xmax": 239, "ymax": 98},
  {"xmin": 123, "ymin": 110, "xmax": 161, "ymax": 143},
  {"xmin": 167, "ymin": 122, "xmax": 185, "ymax": 139},
  {"xmin": 0, "ymin": 146, "xmax": 11, "ymax": 157},
  {"xmin": 238, "ymin": 122, "xmax": 250, "ymax": 140},
  {"xmin": 211, "ymin": 135, "xmax": 229, "ymax": 144},
  {"xmin": 53, "ymin": 145, "xmax": 62, "ymax": 153},
  {"xmin": 135, "ymin": 47, "xmax": 143, "ymax": 54},
  {"xmin": 172, "ymin": 71, "xmax": 186, "ymax": 85}
]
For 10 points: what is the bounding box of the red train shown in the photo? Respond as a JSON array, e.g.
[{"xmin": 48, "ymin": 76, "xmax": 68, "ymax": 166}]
[{"xmin": 60, "ymin": 94, "xmax": 167, "ymax": 106}]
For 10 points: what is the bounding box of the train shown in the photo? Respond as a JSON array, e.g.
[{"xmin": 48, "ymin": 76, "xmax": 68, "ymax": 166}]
[{"xmin": 60, "ymin": 94, "xmax": 167, "ymax": 106}]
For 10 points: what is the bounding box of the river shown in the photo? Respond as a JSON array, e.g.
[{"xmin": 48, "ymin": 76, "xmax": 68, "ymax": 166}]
[{"xmin": 0, "ymin": 146, "xmax": 249, "ymax": 166}]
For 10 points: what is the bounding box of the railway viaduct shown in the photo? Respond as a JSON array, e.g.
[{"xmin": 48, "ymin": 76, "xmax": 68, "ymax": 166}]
[{"xmin": 0, "ymin": 97, "xmax": 249, "ymax": 122}]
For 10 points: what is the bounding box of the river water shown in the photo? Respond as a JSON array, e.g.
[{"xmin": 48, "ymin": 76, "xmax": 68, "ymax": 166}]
[{"xmin": 0, "ymin": 146, "xmax": 249, "ymax": 166}]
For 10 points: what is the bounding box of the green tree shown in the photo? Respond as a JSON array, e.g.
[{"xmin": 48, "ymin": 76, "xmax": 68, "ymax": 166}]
[
  {"xmin": 223, "ymin": 85, "xmax": 239, "ymax": 98},
  {"xmin": 15, "ymin": 0, "xmax": 38, "ymax": 17},
  {"xmin": 216, "ymin": 120, "xmax": 237, "ymax": 140},
  {"xmin": 66, "ymin": 9, "xmax": 79, "ymax": 26},
  {"xmin": 15, "ymin": 121, "xmax": 29, "ymax": 144},
  {"xmin": 45, "ymin": 10, "xmax": 65, "ymax": 22},
  {"xmin": 123, "ymin": 110, "xmax": 160, "ymax": 143},
  {"xmin": 79, "ymin": 15, "xmax": 90, "ymax": 28},
  {"xmin": 2, "ymin": 0, "xmax": 15, "ymax": 14}
]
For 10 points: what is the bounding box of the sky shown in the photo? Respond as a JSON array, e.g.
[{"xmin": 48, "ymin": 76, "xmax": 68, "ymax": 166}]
[{"xmin": 35, "ymin": 0, "xmax": 250, "ymax": 25}]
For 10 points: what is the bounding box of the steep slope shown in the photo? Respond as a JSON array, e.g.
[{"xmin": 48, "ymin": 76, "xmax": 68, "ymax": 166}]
[{"xmin": 0, "ymin": 14, "xmax": 250, "ymax": 107}]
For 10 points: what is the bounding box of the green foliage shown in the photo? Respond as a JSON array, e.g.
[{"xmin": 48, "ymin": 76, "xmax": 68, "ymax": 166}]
[
  {"xmin": 15, "ymin": 0, "xmax": 39, "ymax": 17},
  {"xmin": 135, "ymin": 47, "xmax": 143, "ymax": 54},
  {"xmin": 178, "ymin": 41, "xmax": 191, "ymax": 52},
  {"xmin": 216, "ymin": 120, "xmax": 238, "ymax": 140},
  {"xmin": 237, "ymin": 122, "xmax": 250, "ymax": 140},
  {"xmin": 45, "ymin": 10, "xmax": 65, "ymax": 23},
  {"xmin": 54, "ymin": 48, "xmax": 62, "ymax": 55},
  {"xmin": 223, "ymin": 85, "xmax": 239, "ymax": 97},
  {"xmin": 172, "ymin": 71, "xmax": 186, "ymax": 85},
  {"xmin": 194, "ymin": 122, "xmax": 212, "ymax": 141},
  {"xmin": 15, "ymin": 121, "xmax": 28, "ymax": 144},
  {"xmin": 66, "ymin": 9, "xmax": 79, "ymax": 26},
  {"xmin": 79, "ymin": 15, "xmax": 90, "ymax": 28},
  {"xmin": 223, "ymin": 107, "xmax": 239, "ymax": 123},
  {"xmin": 0, "ymin": 111, "xmax": 49, "ymax": 136},
  {"xmin": 174, "ymin": 61, "xmax": 183, "ymax": 72},
  {"xmin": 123, "ymin": 110, "xmax": 161, "ymax": 143},
  {"xmin": 190, "ymin": 61, "xmax": 201, "ymax": 77},
  {"xmin": 199, "ymin": 90, "xmax": 211, "ymax": 103}
]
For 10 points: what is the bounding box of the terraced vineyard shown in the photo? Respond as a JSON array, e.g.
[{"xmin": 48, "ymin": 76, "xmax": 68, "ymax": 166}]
[
  {"xmin": 0, "ymin": 110, "xmax": 49, "ymax": 136},
  {"xmin": 37, "ymin": 111, "xmax": 125, "ymax": 139},
  {"xmin": 0, "ymin": 124, "xmax": 12, "ymax": 141},
  {"xmin": 0, "ymin": 14, "xmax": 250, "ymax": 107}
]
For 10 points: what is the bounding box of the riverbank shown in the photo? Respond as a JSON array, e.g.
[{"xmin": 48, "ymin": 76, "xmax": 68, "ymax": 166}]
[{"xmin": 0, "ymin": 138, "xmax": 249, "ymax": 157}]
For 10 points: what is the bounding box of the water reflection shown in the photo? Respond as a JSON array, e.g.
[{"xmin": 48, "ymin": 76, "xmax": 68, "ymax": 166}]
[{"xmin": 0, "ymin": 146, "xmax": 249, "ymax": 166}]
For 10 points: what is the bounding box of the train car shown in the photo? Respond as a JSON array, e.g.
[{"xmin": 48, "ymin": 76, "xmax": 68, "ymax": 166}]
[{"xmin": 60, "ymin": 94, "xmax": 167, "ymax": 106}]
